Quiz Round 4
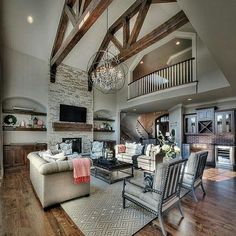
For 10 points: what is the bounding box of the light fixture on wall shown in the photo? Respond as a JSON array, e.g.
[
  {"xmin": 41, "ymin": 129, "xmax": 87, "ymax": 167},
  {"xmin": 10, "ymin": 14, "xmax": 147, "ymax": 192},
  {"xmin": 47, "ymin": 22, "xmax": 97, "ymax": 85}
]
[
  {"xmin": 176, "ymin": 41, "xmax": 180, "ymax": 45},
  {"xmin": 87, "ymin": 8, "xmax": 127, "ymax": 94},
  {"xmin": 140, "ymin": 61, "xmax": 144, "ymax": 64},
  {"xmin": 27, "ymin": 16, "xmax": 34, "ymax": 24}
]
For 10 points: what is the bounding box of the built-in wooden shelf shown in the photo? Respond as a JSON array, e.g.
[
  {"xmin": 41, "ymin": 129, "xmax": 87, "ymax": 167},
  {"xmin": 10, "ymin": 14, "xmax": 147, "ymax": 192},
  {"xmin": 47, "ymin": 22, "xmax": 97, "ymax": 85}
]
[
  {"xmin": 3, "ymin": 109, "xmax": 47, "ymax": 116},
  {"xmin": 3, "ymin": 127, "xmax": 47, "ymax": 131},
  {"xmin": 93, "ymin": 118, "xmax": 115, "ymax": 122},
  {"xmin": 93, "ymin": 129, "xmax": 115, "ymax": 132},
  {"xmin": 53, "ymin": 122, "xmax": 93, "ymax": 132}
]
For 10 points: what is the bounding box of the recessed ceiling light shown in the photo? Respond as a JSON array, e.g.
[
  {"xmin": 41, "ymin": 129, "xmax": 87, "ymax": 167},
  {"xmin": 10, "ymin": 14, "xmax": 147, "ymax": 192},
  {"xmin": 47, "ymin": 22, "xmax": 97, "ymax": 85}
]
[
  {"xmin": 176, "ymin": 41, "xmax": 180, "ymax": 45},
  {"xmin": 140, "ymin": 61, "xmax": 144, "ymax": 64},
  {"xmin": 188, "ymin": 98, "xmax": 192, "ymax": 101},
  {"xmin": 27, "ymin": 16, "xmax": 34, "ymax": 24},
  {"xmin": 133, "ymin": 108, "xmax": 137, "ymax": 111}
]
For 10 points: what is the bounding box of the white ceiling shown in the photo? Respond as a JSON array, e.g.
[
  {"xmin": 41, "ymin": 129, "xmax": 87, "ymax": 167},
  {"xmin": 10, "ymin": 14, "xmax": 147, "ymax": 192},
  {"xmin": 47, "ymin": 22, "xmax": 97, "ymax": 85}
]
[
  {"xmin": 1, "ymin": 0, "xmax": 181, "ymax": 70},
  {"xmin": 63, "ymin": 1, "xmax": 181, "ymax": 71},
  {"xmin": 177, "ymin": 0, "xmax": 236, "ymax": 88},
  {"xmin": 1, "ymin": 0, "xmax": 64, "ymax": 61}
]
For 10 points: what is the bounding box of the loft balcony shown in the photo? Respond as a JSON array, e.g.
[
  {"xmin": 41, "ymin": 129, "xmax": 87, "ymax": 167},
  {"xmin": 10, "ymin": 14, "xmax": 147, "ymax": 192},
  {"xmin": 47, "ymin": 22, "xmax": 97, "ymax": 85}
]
[{"xmin": 128, "ymin": 57, "xmax": 196, "ymax": 100}]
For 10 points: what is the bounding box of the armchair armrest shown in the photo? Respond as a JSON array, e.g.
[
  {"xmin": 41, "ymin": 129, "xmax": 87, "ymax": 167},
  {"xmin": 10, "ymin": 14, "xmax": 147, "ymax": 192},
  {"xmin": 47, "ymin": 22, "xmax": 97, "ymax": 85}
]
[
  {"xmin": 126, "ymin": 178, "xmax": 145, "ymax": 189},
  {"xmin": 148, "ymin": 188, "xmax": 162, "ymax": 195},
  {"xmin": 123, "ymin": 178, "xmax": 162, "ymax": 195}
]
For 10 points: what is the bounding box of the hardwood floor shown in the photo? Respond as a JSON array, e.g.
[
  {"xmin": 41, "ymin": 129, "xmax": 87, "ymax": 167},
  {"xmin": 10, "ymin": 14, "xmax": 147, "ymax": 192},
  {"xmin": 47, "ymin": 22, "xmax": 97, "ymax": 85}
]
[{"xmin": 1, "ymin": 167, "xmax": 236, "ymax": 236}]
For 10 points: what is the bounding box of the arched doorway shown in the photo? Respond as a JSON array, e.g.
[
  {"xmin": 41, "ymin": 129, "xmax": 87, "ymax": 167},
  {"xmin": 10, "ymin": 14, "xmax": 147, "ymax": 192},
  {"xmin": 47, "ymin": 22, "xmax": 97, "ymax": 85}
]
[{"xmin": 155, "ymin": 114, "xmax": 169, "ymax": 139}]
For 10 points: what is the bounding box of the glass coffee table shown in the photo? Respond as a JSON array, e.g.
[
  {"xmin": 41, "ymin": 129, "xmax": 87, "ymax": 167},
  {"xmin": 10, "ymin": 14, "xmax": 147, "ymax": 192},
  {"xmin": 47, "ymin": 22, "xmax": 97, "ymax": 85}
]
[{"xmin": 91, "ymin": 158, "xmax": 134, "ymax": 184}]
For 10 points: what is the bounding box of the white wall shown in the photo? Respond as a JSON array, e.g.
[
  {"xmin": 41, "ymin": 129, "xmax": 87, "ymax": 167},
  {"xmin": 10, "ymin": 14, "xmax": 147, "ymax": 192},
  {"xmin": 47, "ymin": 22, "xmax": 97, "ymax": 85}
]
[
  {"xmin": 184, "ymin": 97, "xmax": 236, "ymax": 114},
  {"xmin": 196, "ymin": 36, "xmax": 229, "ymax": 93},
  {"xmin": 2, "ymin": 47, "xmax": 48, "ymax": 106},
  {"xmin": 93, "ymin": 89, "xmax": 118, "ymax": 143},
  {"xmin": 2, "ymin": 47, "xmax": 48, "ymax": 144},
  {"xmin": 168, "ymin": 104, "xmax": 183, "ymax": 148},
  {"xmin": 0, "ymin": 54, "xmax": 3, "ymax": 177}
]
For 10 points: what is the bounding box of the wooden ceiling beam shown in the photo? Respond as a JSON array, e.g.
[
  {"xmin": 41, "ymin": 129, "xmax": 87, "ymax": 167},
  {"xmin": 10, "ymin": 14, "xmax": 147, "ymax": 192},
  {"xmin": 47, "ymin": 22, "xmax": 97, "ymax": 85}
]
[
  {"xmin": 65, "ymin": 5, "xmax": 77, "ymax": 26},
  {"xmin": 118, "ymin": 11, "xmax": 189, "ymax": 63},
  {"xmin": 110, "ymin": 35, "xmax": 123, "ymax": 52},
  {"xmin": 78, "ymin": 0, "xmax": 86, "ymax": 18},
  {"xmin": 50, "ymin": 0, "xmax": 77, "ymax": 60},
  {"xmin": 108, "ymin": 0, "xmax": 144, "ymax": 34},
  {"xmin": 50, "ymin": 0, "xmax": 113, "ymax": 68},
  {"xmin": 88, "ymin": 0, "xmax": 144, "ymax": 75},
  {"xmin": 123, "ymin": 18, "xmax": 130, "ymax": 48},
  {"xmin": 128, "ymin": 0, "xmax": 152, "ymax": 45},
  {"xmin": 151, "ymin": 0, "xmax": 177, "ymax": 3}
]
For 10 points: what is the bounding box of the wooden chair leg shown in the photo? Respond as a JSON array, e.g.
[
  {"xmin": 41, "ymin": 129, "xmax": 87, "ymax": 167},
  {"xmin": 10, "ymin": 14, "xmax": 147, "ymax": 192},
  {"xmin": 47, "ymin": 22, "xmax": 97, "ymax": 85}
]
[
  {"xmin": 123, "ymin": 196, "xmax": 126, "ymax": 209},
  {"xmin": 200, "ymin": 182, "xmax": 206, "ymax": 195},
  {"xmin": 158, "ymin": 213, "xmax": 167, "ymax": 236},
  {"xmin": 177, "ymin": 201, "xmax": 184, "ymax": 218},
  {"xmin": 192, "ymin": 187, "xmax": 198, "ymax": 202}
]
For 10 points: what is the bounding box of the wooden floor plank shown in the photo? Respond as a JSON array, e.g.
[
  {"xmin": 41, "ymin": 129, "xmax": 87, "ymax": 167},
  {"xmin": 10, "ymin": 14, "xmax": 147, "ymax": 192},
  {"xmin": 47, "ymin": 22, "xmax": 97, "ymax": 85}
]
[{"xmin": 1, "ymin": 167, "xmax": 236, "ymax": 236}]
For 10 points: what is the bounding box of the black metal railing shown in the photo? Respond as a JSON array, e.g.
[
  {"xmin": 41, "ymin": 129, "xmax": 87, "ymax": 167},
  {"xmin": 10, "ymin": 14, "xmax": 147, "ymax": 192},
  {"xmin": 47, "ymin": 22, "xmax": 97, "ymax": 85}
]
[{"xmin": 128, "ymin": 57, "xmax": 195, "ymax": 99}]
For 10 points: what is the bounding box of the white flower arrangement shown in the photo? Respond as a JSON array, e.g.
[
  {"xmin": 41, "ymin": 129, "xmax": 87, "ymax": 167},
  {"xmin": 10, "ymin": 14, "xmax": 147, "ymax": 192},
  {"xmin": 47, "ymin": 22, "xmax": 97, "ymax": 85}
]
[{"xmin": 157, "ymin": 130, "xmax": 180, "ymax": 159}]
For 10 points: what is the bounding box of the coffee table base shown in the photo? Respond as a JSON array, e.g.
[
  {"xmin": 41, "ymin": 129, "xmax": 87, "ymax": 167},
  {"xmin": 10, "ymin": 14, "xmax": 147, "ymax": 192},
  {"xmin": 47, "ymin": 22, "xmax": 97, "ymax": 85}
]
[{"xmin": 91, "ymin": 166, "xmax": 134, "ymax": 184}]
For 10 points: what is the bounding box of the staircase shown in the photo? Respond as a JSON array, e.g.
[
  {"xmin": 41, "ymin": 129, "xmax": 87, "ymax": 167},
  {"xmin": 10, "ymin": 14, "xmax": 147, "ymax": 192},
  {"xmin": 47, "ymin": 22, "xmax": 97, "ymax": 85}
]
[{"xmin": 135, "ymin": 120, "xmax": 151, "ymax": 140}]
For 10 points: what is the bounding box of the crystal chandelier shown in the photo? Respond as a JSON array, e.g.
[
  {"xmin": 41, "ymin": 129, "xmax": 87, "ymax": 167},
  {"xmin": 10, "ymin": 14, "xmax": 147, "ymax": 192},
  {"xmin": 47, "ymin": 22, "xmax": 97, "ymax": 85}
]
[
  {"xmin": 88, "ymin": 49, "xmax": 127, "ymax": 94},
  {"xmin": 87, "ymin": 9, "xmax": 127, "ymax": 94}
]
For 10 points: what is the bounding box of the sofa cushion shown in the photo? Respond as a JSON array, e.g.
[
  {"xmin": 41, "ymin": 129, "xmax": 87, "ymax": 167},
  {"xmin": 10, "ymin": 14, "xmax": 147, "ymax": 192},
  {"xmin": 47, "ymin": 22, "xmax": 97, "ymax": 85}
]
[
  {"xmin": 125, "ymin": 180, "xmax": 159, "ymax": 209},
  {"xmin": 144, "ymin": 144, "xmax": 153, "ymax": 156},
  {"xmin": 138, "ymin": 155, "xmax": 152, "ymax": 161},
  {"xmin": 28, "ymin": 152, "xmax": 73, "ymax": 175},
  {"xmin": 125, "ymin": 143, "xmax": 144, "ymax": 155}
]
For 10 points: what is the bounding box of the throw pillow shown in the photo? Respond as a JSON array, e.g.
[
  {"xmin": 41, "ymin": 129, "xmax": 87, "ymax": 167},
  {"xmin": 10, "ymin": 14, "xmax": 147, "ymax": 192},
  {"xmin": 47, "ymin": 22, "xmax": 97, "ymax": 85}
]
[
  {"xmin": 117, "ymin": 144, "xmax": 126, "ymax": 153},
  {"xmin": 53, "ymin": 152, "xmax": 66, "ymax": 161},
  {"xmin": 59, "ymin": 142, "xmax": 73, "ymax": 155},
  {"xmin": 39, "ymin": 149, "xmax": 52, "ymax": 158},
  {"xmin": 135, "ymin": 144, "xmax": 144, "ymax": 155},
  {"xmin": 145, "ymin": 144, "xmax": 153, "ymax": 156},
  {"xmin": 41, "ymin": 151, "xmax": 66, "ymax": 162},
  {"xmin": 151, "ymin": 145, "xmax": 161, "ymax": 153},
  {"xmin": 143, "ymin": 174, "xmax": 154, "ymax": 193},
  {"xmin": 92, "ymin": 141, "xmax": 103, "ymax": 152}
]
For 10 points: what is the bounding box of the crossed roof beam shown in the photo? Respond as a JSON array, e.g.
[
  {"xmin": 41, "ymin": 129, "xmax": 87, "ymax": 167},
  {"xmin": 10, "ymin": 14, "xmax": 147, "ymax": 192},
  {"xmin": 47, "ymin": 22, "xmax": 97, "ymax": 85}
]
[{"xmin": 50, "ymin": 0, "xmax": 189, "ymax": 89}]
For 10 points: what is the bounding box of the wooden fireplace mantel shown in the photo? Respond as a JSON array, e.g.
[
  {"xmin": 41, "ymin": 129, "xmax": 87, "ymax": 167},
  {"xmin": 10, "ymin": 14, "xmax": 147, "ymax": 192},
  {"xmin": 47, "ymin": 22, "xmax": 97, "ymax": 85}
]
[{"xmin": 53, "ymin": 122, "xmax": 93, "ymax": 132}]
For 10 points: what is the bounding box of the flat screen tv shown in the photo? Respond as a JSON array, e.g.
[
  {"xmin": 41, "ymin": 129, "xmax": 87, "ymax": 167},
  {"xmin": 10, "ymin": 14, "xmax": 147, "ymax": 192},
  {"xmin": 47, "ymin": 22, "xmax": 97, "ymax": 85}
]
[{"xmin": 60, "ymin": 104, "xmax": 87, "ymax": 123}]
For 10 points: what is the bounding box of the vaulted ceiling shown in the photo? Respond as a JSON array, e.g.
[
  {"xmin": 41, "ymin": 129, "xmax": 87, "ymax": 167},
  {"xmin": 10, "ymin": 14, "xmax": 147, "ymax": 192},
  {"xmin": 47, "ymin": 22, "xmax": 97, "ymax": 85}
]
[{"xmin": 1, "ymin": 0, "xmax": 182, "ymax": 71}]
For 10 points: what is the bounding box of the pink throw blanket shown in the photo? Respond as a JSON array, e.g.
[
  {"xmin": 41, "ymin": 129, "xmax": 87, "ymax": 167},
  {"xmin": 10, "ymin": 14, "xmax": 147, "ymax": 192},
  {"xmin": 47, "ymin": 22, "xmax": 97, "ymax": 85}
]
[{"xmin": 72, "ymin": 158, "xmax": 90, "ymax": 184}]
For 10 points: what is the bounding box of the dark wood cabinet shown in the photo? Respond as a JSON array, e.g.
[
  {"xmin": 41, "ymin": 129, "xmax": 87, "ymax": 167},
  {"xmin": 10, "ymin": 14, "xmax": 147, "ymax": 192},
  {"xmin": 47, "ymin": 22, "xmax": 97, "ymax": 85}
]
[{"xmin": 3, "ymin": 143, "xmax": 47, "ymax": 169}]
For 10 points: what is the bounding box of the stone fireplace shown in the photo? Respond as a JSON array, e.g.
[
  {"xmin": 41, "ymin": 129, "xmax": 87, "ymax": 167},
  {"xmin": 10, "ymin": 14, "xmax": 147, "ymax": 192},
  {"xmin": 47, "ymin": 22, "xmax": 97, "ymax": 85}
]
[{"xmin": 47, "ymin": 64, "xmax": 93, "ymax": 153}]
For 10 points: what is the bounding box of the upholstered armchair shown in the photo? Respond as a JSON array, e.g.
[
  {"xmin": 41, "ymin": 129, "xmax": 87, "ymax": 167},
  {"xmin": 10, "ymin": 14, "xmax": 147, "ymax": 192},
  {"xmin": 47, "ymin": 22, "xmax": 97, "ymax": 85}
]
[
  {"xmin": 182, "ymin": 151, "xmax": 208, "ymax": 202},
  {"xmin": 122, "ymin": 158, "xmax": 187, "ymax": 236},
  {"xmin": 90, "ymin": 141, "xmax": 104, "ymax": 159}
]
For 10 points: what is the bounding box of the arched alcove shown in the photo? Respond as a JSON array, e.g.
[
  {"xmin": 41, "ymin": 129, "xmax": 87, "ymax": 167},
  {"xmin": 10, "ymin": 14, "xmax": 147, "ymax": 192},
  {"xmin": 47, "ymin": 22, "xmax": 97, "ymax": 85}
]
[{"xmin": 3, "ymin": 97, "xmax": 47, "ymax": 113}]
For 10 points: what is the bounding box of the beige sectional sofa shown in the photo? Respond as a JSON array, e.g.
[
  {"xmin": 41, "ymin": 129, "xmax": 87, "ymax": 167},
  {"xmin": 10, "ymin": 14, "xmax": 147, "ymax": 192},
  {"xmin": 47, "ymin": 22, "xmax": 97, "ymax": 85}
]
[
  {"xmin": 115, "ymin": 143, "xmax": 162, "ymax": 172},
  {"xmin": 28, "ymin": 152, "xmax": 90, "ymax": 208}
]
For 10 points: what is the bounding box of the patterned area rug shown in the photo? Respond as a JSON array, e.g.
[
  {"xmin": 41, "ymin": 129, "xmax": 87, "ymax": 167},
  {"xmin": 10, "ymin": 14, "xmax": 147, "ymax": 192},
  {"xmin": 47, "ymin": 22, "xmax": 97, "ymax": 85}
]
[{"xmin": 61, "ymin": 174, "xmax": 156, "ymax": 236}]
